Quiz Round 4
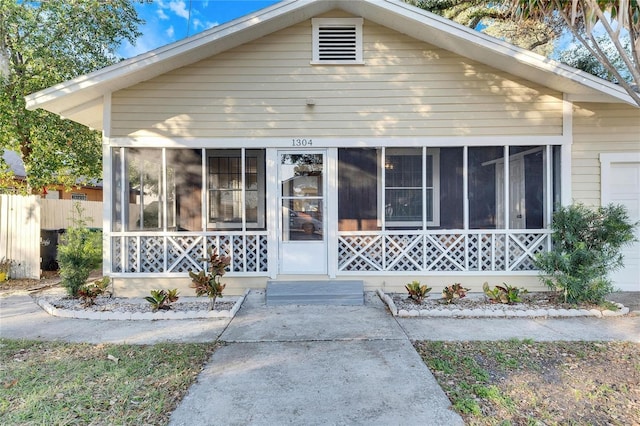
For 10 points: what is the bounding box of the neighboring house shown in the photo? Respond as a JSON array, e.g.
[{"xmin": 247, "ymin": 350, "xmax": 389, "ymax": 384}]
[
  {"xmin": 25, "ymin": 0, "xmax": 640, "ymax": 296},
  {"xmin": 1, "ymin": 149, "xmax": 103, "ymax": 201}
]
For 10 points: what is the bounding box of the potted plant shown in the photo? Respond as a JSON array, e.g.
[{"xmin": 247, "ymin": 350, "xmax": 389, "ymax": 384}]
[{"xmin": 0, "ymin": 257, "xmax": 13, "ymax": 281}]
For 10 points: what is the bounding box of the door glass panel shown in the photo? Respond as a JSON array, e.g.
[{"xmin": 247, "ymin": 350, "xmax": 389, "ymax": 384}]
[
  {"xmin": 280, "ymin": 154, "xmax": 323, "ymax": 197},
  {"xmin": 282, "ymin": 200, "xmax": 323, "ymax": 241},
  {"xmin": 280, "ymin": 153, "xmax": 324, "ymax": 241}
]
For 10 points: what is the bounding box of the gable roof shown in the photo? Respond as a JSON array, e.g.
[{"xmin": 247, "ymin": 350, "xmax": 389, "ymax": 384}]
[{"xmin": 25, "ymin": 0, "xmax": 637, "ymax": 131}]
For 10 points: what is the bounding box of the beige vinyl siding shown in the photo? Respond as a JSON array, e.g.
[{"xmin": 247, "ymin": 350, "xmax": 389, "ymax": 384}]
[
  {"xmin": 111, "ymin": 19, "xmax": 563, "ymax": 138},
  {"xmin": 572, "ymin": 102, "xmax": 640, "ymax": 206}
]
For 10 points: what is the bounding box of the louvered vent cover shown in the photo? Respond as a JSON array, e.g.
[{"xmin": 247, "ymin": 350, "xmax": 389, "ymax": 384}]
[{"xmin": 317, "ymin": 25, "xmax": 357, "ymax": 61}]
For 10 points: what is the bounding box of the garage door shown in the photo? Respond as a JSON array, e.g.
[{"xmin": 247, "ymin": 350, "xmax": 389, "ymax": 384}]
[{"xmin": 601, "ymin": 154, "xmax": 640, "ymax": 292}]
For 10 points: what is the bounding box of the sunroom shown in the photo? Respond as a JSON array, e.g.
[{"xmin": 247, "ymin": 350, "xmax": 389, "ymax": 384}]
[{"xmin": 107, "ymin": 142, "xmax": 561, "ymax": 292}]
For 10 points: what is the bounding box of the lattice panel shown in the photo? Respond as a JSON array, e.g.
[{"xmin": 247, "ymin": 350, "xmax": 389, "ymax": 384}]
[
  {"xmin": 139, "ymin": 237, "xmax": 164, "ymax": 273},
  {"xmin": 232, "ymin": 236, "xmax": 245, "ymax": 272},
  {"xmin": 509, "ymin": 233, "xmax": 548, "ymax": 271},
  {"xmin": 125, "ymin": 237, "xmax": 139, "ymax": 273},
  {"xmin": 467, "ymin": 234, "xmax": 480, "ymax": 271},
  {"xmin": 467, "ymin": 234, "xmax": 505, "ymax": 271},
  {"xmin": 167, "ymin": 236, "xmax": 203, "ymax": 273},
  {"xmin": 385, "ymin": 235, "xmax": 423, "ymax": 271},
  {"xmin": 204, "ymin": 234, "xmax": 268, "ymax": 273},
  {"xmin": 242, "ymin": 235, "xmax": 269, "ymax": 273},
  {"xmin": 338, "ymin": 235, "xmax": 383, "ymax": 271},
  {"xmin": 493, "ymin": 235, "xmax": 507, "ymax": 271},
  {"xmin": 259, "ymin": 235, "xmax": 268, "ymax": 272},
  {"xmin": 425, "ymin": 234, "xmax": 465, "ymax": 271},
  {"xmin": 112, "ymin": 238, "xmax": 123, "ymax": 273}
]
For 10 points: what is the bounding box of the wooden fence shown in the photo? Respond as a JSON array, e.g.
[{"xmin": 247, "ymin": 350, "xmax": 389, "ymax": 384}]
[
  {"xmin": 0, "ymin": 194, "xmax": 41, "ymax": 279},
  {"xmin": 0, "ymin": 195, "xmax": 103, "ymax": 279},
  {"xmin": 40, "ymin": 199, "xmax": 103, "ymax": 229}
]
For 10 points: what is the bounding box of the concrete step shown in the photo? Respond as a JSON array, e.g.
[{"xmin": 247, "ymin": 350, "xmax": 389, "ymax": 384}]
[{"xmin": 266, "ymin": 280, "xmax": 364, "ymax": 306}]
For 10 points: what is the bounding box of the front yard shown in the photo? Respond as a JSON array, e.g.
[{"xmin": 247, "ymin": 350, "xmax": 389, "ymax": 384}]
[
  {"xmin": 416, "ymin": 339, "xmax": 640, "ymax": 425},
  {"xmin": 2, "ymin": 338, "xmax": 638, "ymax": 425}
]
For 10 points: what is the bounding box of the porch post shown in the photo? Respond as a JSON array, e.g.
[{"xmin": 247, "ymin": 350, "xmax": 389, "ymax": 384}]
[
  {"xmin": 102, "ymin": 93, "xmax": 112, "ymax": 277},
  {"xmin": 327, "ymin": 148, "xmax": 338, "ymax": 279},
  {"xmin": 266, "ymin": 149, "xmax": 279, "ymax": 278}
]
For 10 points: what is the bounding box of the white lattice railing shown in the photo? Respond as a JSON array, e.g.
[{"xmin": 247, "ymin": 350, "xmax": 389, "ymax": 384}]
[
  {"xmin": 337, "ymin": 230, "xmax": 552, "ymax": 273},
  {"xmin": 111, "ymin": 232, "xmax": 269, "ymax": 274}
]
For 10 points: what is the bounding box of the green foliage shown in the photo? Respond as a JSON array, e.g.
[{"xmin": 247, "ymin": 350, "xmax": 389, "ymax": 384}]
[
  {"xmin": 0, "ymin": 0, "xmax": 143, "ymax": 191},
  {"xmin": 405, "ymin": 280, "xmax": 432, "ymax": 303},
  {"xmin": 483, "ymin": 282, "xmax": 527, "ymax": 304},
  {"xmin": 56, "ymin": 204, "xmax": 102, "ymax": 298},
  {"xmin": 535, "ymin": 203, "xmax": 637, "ymax": 304},
  {"xmin": 189, "ymin": 248, "xmax": 230, "ymax": 310},
  {"xmin": 442, "ymin": 283, "xmax": 469, "ymax": 304},
  {"xmin": 405, "ymin": 0, "xmax": 560, "ymax": 55},
  {"xmin": 77, "ymin": 277, "xmax": 111, "ymax": 308},
  {"xmin": 145, "ymin": 289, "xmax": 179, "ymax": 312}
]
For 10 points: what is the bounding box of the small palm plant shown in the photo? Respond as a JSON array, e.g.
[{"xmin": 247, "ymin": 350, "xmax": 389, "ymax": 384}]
[
  {"xmin": 77, "ymin": 277, "xmax": 111, "ymax": 308},
  {"xmin": 482, "ymin": 282, "xmax": 527, "ymax": 304},
  {"xmin": 189, "ymin": 248, "xmax": 231, "ymax": 310},
  {"xmin": 405, "ymin": 280, "xmax": 432, "ymax": 303},
  {"xmin": 442, "ymin": 283, "xmax": 470, "ymax": 304},
  {"xmin": 145, "ymin": 289, "xmax": 179, "ymax": 312}
]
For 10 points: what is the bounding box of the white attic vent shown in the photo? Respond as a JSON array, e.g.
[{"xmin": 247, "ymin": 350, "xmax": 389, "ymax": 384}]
[{"xmin": 312, "ymin": 18, "xmax": 364, "ymax": 64}]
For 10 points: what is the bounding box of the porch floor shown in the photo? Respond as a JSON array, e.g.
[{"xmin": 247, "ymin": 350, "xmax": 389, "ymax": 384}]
[{"xmin": 266, "ymin": 280, "xmax": 364, "ymax": 306}]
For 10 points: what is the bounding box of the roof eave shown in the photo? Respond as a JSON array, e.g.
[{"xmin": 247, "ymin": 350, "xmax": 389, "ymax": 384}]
[{"xmin": 25, "ymin": 0, "xmax": 638, "ymax": 131}]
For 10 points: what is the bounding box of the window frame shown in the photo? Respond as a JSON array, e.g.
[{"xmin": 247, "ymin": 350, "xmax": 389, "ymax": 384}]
[
  {"xmin": 206, "ymin": 149, "xmax": 266, "ymax": 230},
  {"xmin": 71, "ymin": 192, "xmax": 88, "ymax": 201},
  {"xmin": 311, "ymin": 18, "xmax": 364, "ymax": 65},
  {"xmin": 382, "ymin": 148, "xmax": 441, "ymax": 229}
]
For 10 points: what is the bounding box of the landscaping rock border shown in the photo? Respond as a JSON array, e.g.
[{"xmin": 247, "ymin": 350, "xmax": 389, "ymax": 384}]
[
  {"xmin": 36, "ymin": 289, "xmax": 249, "ymax": 320},
  {"xmin": 376, "ymin": 289, "xmax": 630, "ymax": 318}
]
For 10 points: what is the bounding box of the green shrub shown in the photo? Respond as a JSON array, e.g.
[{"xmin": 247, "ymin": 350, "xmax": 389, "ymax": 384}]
[
  {"xmin": 535, "ymin": 203, "xmax": 637, "ymax": 304},
  {"xmin": 405, "ymin": 280, "xmax": 432, "ymax": 303},
  {"xmin": 56, "ymin": 204, "xmax": 102, "ymax": 298}
]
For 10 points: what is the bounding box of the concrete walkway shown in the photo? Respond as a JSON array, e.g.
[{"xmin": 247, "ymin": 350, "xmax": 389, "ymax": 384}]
[{"xmin": 2, "ymin": 291, "xmax": 639, "ymax": 425}]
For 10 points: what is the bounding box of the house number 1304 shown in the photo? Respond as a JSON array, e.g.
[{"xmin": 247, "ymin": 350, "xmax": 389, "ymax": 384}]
[{"xmin": 292, "ymin": 138, "xmax": 312, "ymax": 146}]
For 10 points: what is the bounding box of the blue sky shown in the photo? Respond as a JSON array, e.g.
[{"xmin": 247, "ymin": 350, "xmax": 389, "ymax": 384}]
[{"xmin": 119, "ymin": 0, "xmax": 281, "ymax": 58}]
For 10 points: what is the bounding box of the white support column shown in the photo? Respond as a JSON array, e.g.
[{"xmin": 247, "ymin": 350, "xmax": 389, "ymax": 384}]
[
  {"xmin": 102, "ymin": 93, "xmax": 112, "ymax": 277},
  {"xmin": 545, "ymin": 145, "xmax": 552, "ymax": 227},
  {"xmin": 381, "ymin": 147, "xmax": 386, "ymax": 231},
  {"xmin": 266, "ymin": 149, "xmax": 279, "ymax": 278},
  {"xmin": 504, "ymin": 146, "xmax": 510, "ymax": 270},
  {"xmin": 327, "ymin": 148, "xmax": 338, "ymax": 279},
  {"xmin": 201, "ymin": 149, "xmax": 207, "ymax": 262},
  {"xmin": 463, "ymin": 146, "xmax": 469, "ymax": 230}
]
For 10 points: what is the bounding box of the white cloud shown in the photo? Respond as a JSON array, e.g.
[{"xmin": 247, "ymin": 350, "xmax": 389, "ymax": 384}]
[
  {"xmin": 156, "ymin": 9, "xmax": 169, "ymax": 20},
  {"xmin": 168, "ymin": 0, "xmax": 190, "ymax": 20},
  {"xmin": 166, "ymin": 25, "xmax": 175, "ymax": 38},
  {"xmin": 192, "ymin": 18, "xmax": 203, "ymax": 30}
]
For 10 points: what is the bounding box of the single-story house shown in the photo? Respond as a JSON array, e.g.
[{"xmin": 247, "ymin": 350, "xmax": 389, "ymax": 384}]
[{"xmin": 25, "ymin": 0, "xmax": 640, "ymax": 296}]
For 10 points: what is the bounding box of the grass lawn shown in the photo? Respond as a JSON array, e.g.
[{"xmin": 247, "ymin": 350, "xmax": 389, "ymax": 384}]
[
  {"xmin": 415, "ymin": 339, "xmax": 640, "ymax": 425},
  {"xmin": 2, "ymin": 337, "xmax": 639, "ymax": 425},
  {"xmin": 0, "ymin": 338, "xmax": 221, "ymax": 425}
]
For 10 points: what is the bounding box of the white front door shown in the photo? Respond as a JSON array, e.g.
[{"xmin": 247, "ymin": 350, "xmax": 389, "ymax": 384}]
[{"xmin": 278, "ymin": 151, "xmax": 327, "ymax": 274}]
